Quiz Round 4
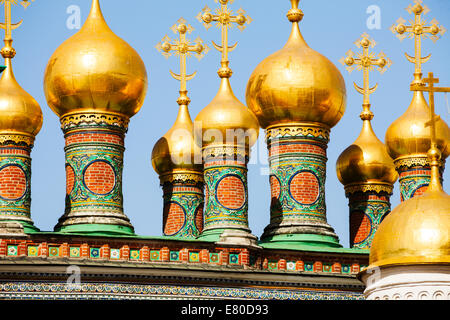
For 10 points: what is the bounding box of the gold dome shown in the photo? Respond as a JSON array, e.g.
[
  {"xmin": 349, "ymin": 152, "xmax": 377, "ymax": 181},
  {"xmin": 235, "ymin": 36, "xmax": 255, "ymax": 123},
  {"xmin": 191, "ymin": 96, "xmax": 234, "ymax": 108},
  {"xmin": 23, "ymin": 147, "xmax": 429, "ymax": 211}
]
[
  {"xmin": 385, "ymin": 90, "xmax": 450, "ymax": 160},
  {"xmin": 44, "ymin": 0, "xmax": 148, "ymax": 119},
  {"xmin": 152, "ymin": 104, "xmax": 201, "ymax": 175},
  {"xmin": 369, "ymin": 188, "xmax": 450, "ymax": 267},
  {"xmin": 336, "ymin": 118, "xmax": 397, "ymax": 186},
  {"xmin": 0, "ymin": 57, "xmax": 42, "ymax": 137},
  {"xmin": 195, "ymin": 77, "xmax": 259, "ymax": 148},
  {"xmin": 245, "ymin": 2, "xmax": 346, "ymax": 129}
]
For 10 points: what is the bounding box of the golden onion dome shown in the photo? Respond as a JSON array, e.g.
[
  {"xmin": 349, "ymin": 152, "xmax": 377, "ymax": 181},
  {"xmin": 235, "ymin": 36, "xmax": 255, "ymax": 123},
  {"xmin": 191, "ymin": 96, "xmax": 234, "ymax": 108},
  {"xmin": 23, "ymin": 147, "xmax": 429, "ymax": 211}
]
[
  {"xmin": 195, "ymin": 77, "xmax": 259, "ymax": 148},
  {"xmin": 370, "ymin": 115, "xmax": 450, "ymax": 268},
  {"xmin": 43, "ymin": 0, "xmax": 148, "ymax": 119},
  {"xmin": 0, "ymin": 56, "xmax": 43, "ymax": 137},
  {"xmin": 369, "ymin": 182, "xmax": 450, "ymax": 267},
  {"xmin": 336, "ymin": 118, "xmax": 397, "ymax": 186},
  {"xmin": 152, "ymin": 103, "xmax": 201, "ymax": 175},
  {"xmin": 245, "ymin": 1, "xmax": 346, "ymax": 129},
  {"xmin": 385, "ymin": 90, "xmax": 450, "ymax": 160}
]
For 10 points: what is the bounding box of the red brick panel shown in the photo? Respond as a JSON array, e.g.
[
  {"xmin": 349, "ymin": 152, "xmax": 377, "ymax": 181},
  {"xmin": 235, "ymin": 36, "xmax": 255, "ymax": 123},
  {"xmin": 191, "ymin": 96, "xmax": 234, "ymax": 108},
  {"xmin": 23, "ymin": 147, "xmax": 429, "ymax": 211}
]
[
  {"xmin": 216, "ymin": 175, "xmax": 246, "ymax": 210},
  {"xmin": 66, "ymin": 165, "xmax": 75, "ymax": 195},
  {"xmin": 413, "ymin": 185, "xmax": 428, "ymax": 197},
  {"xmin": 195, "ymin": 206, "xmax": 204, "ymax": 233},
  {"xmin": 163, "ymin": 202, "xmax": 186, "ymax": 236},
  {"xmin": 270, "ymin": 175, "xmax": 281, "ymax": 200},
  {"xmin": 289, "ymin": 171, "xmax": 319, "ymax": 204},
  {"xmin": 84, "ymin": 161, "xmax": 116, "ymax": 195},
  {"xmin": 269, "ymin": 143, "xmax": 326, "ymax": 157},
  {"xmin": 0, "ymin": 147, "xmax": 30, "ymax": 156},
  {"xmin": 0, "ymin": 165, "xmax": 27, "ymax": 200},
  {"xmin": 65, "ymin": 132, "xmax": 124, "ymax": 146},
  {"xmin": 350, "ymin": 211, "xmax": 372, "ymax": 246}
]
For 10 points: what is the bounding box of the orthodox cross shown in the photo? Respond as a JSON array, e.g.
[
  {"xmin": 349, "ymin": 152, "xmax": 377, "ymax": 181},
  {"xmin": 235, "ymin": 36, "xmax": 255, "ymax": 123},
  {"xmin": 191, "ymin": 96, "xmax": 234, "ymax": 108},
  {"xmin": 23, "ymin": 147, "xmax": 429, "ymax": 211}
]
[
  {"xmin": 391, "ymin": 0, "xmax": 446, "ymax": 83},
  {"xmin": 0, "ymin": 0, "xmax": 34, "ymax": 59},
  {"xmin": 411, "ymin": 72, "xmax": 450, "ymax": 191},
  {"xmin": 340, "ymin": 33, "xmax": 391, "ymax": 119},
  {"xmin": 197, "ymin": 0, "xmax": 251, "ymax": 77},
  {"xmin": 156, "ymin": 18, "xmax": 208, "ymax": 106}
]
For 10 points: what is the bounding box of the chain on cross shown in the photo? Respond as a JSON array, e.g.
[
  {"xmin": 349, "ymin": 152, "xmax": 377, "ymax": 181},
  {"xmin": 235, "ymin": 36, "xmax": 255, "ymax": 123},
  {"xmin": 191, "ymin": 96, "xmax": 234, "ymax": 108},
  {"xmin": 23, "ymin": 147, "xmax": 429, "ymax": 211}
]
[
  {"xmin": 156, "ymin": 18, "xmax": 209, "ymax": 105},
  {"xmin": 340, "ymin": 33, "xmax": 392, "ymax": 113},
  {"xmin": 197, "ymin": 0, "xmax": 251, "ymax": 78},
  {"xmin": 390, "ymin": 0, "xmax": 446, "ymax": 80}
]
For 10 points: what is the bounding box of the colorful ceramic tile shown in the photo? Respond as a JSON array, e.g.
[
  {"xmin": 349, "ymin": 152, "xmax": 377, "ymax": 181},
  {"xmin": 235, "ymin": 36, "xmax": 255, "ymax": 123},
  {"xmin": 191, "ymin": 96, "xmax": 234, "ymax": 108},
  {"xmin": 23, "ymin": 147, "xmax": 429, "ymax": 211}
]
[
  {"xmin": 229, "ymin": 254, "xmax": 240, "ymax": 265},
  {"xmin": 150, "ymin": 250, "xmax": 160, "ymax": 261},
  {"xmin": 323, "ymin": 264, "xmax": 332, "ymax": 273},
  {"xmin": 342, "ymin": 264, "xmax": 351, "ymax": 274},
  {"xmin": 268, "ymin": 261, "xmax": 278, "ymax": 270},
  {"xmin": 7, "ymin": 245, "xmax": 18, "ymax": 256},
  {"xmin": 69, "ymin": 247, "xmax": 80, "ymax": 258},
  {"xmin": 130, "ymin": 250, "xmax": 140, "ymax": 260},
  {"xmin": 169, "ymin": 251, "xmax": 179, "ymax": 261},
  {"xmin": 304, "ymin": 262, "xmax": 314, "ymax": 272},
  {"xmin": 189, "ymin": 252, "xmax": 200, "ymax": 263},
  {"xmin": 90, "ymin": 248, "xmax": 100, "ymax": 259},
  {"xmin": 209, "ymin": 253, "xmax": 220, "ymax": 264},
  {"xmin": 110, "ymin": 249, "xmax": 120, "ymax": 260},
  {"xmin": 286, "ymin": 261, "xmax": 296, "ymax": 271},
  {"xmin": 48, "ymin": 247, "xmax": 59, "ymax": 257},
  {"xmin": 27, "ymin": 246, "xmax": 38, "ymax": 257}
]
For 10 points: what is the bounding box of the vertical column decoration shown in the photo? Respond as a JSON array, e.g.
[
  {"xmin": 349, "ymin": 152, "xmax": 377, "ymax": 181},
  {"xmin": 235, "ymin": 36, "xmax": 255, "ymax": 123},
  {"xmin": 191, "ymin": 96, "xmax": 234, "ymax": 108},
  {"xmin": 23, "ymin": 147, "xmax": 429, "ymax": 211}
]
[
  {"xmin": 54, "ymin": 113, "xmax": 134, "ymax": 235},
  {"xmin": 203, "ymin": 146, "xmax": 250, "ymax": 236},
  {"xmin": 0, "ymin": 136, "xmax": 37, "ymax": 232},
  {"xmin": 395, "ymin": 158, "xmax": 445, "ymax": 201},
  {"xmin": 262, "ymin": 124, "xmax": 340, "ymax": 247},
  {"xmin": 346, "ymin": 186, "xmax": 393, "ymax": 249},
  {"xmin": 161, "ymin": 173, "xmax": 204, "ymax": 238}
]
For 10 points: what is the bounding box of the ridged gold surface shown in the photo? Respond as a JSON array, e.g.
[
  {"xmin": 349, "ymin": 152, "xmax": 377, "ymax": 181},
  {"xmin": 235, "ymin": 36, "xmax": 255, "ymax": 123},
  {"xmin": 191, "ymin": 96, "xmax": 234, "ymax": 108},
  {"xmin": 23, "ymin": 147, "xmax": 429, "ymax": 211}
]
[
  {"xmin": 152, "ymin": 104, "xmax": 201, "ymax": 175},
  {"xmin": 44, "ymin": 0, "xmax": 148, "ymax": 118},
  {"xmin": 0, "ymin": 58, "xmax": 42, "ymax": 137},
  {"xmin": 196, "ymin": 77, "xmax": 259, "ymax": 148},
  {"xmin": 337, "ymin": 120, "xmax": 397, "ymax": 186},
  {"xmin": 369, "ymin": 189, "xmax": 450, "ymax": 267},
  {"xmin": 385, "ymin": 91, "xmax": 450, "ymax": 160},
  {"xmin": 246, "ymin": 14, "xmax": 346, "ymax": 129}
]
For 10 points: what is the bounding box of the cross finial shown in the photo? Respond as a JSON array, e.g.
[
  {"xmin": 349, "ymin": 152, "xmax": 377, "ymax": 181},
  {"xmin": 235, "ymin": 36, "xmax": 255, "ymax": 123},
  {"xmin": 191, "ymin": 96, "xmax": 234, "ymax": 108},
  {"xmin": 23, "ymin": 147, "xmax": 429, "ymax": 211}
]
[
  {"xmin": 340, "ymin": 33, "xmax": 392, "ymax": 120},
  {"xmin": 391, "ymin": 0, "xmax": 446, "ymax": 84},
  {"xmin": 419, "ymin": 72, "xmax": 449, "ymax": 192},
  {"xmin": 156, "ymin": 18, "xmax": 209, "ymax": 106},
  {"xmin": 0, "ymin": 0, "xmax": 35, "ymax": 59},
  {"xmin": 197, "ymin": 0, "xmax": 251, "ymax": 78}
]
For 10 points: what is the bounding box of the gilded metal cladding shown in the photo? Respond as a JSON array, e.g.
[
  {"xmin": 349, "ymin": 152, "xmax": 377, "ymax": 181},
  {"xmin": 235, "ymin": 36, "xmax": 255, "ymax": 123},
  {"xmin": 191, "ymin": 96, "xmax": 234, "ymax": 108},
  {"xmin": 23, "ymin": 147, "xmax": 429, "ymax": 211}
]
[
  {"xmin": 195, "ymin": 77, "xmax": 259, "ymax": 150},
  {"xmin": 262, "ymin": 124, "xmax": 339, "ymax": 241},
  {"xmin": 195, "ymin": 0, "xmax": 259, "ymax": 151},
  {"xmin": 336, "ymin": 121, "xmax": 398, "ymax": 187},
  {"xmin": 336, "ymin": 33, "xmax": 397, "ymax": 188},
  {"xmin": 0, "ymin": 0, "xmax": 40, "ymax": 232},
  {"xmin": 0, "ymin": 0, "xmax": 42, "ymax": 138},
  {"xmin": 152, "ymin": 18, "xmax": 208, "ymax": 239},
  {"xmin": 43, "ymin": 0, "xmax": 148, "ymax": 119},
  {"xmin": 385, "ymin": 90, "xmax": 450, "ymax": 160},
  {"xmin": 246, "ymin": 0, "xmax": 346, "ymax": 129},
  {"xmin": 369, "ymin": 71, "xmax": 450, "ymax": 268},
  {"xmin": 55, "ymin": 118, "xmax": 134, "ymax": 232},
  {"xmin": 369, "ymin": 188, "xmax": 450, "ymax": 267},
  {"xmin": 386, "ymin": 0, "xmax": 449, "ymax": 162}
]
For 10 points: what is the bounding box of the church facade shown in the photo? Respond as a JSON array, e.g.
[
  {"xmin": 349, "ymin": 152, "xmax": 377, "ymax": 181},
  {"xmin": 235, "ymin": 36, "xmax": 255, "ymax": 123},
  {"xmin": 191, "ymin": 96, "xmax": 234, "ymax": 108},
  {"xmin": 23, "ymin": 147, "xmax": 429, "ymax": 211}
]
[{"xmin": 0, "ymin": 0, "xmax": 448, "ymax": 300}]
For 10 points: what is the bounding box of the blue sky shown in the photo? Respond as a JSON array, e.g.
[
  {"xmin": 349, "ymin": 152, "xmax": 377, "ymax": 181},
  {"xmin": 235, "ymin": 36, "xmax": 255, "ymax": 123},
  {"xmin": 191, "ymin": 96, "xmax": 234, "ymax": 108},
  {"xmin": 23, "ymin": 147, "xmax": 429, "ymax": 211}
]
[{"xmin": 7, "ymin": 0, "xmax": 450, "ymax": 247}]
